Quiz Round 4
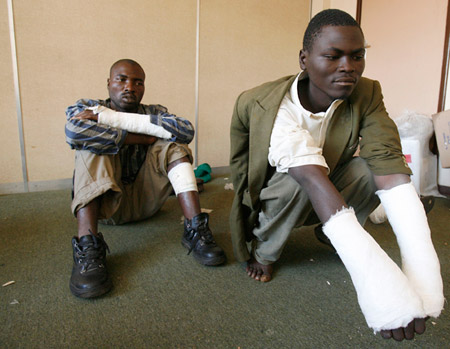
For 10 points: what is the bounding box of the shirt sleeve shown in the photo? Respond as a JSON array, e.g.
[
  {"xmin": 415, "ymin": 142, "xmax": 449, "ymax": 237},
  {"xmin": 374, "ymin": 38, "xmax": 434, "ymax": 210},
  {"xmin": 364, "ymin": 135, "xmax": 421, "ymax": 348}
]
[
  {"xmin": 65, "ymin": 99, "xmax": 127, "ymax": 155},
  {"xmin": 145, "ymin": 104, "xmax": 195, "ymax": 144},
  {"xmin": 268, "ymin": 105, "xmax": 329, "ymax": 173}
]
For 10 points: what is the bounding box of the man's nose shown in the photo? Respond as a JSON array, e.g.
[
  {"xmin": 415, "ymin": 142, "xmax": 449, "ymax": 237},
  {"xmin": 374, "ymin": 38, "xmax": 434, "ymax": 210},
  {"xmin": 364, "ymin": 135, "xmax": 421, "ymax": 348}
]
[
  {"xmin": 339, "ymin": 56, "xmax": 355, "ymax": 72},
  {"xmin": 124, "ymin": 80, "xmax": 135, "ymax": 91}
]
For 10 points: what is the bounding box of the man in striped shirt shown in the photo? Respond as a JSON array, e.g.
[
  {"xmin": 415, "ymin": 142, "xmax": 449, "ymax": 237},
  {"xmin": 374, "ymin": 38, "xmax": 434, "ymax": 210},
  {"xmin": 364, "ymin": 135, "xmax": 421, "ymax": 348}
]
[{"xmin": 65, "ymin": 59, "xmax": 226, "ymax": 299}]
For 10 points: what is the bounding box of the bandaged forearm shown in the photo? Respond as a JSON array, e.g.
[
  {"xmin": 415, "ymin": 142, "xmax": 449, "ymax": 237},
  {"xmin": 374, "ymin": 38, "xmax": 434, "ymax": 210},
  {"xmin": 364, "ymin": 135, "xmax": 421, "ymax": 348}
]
[
  {"xmin": 167, "ymin": 162, "xmax": 198, "ymax": 196},
  {"xmin": 323, "ymin": 208, "xmax": 425, "ymax": 332},
  {"xmin": 377, "ymin": 182, "xmax": 444, "ymax": 317},
  {"xmin": 89, "ymin": 106, "xmax": 172, "ymax": 139}
]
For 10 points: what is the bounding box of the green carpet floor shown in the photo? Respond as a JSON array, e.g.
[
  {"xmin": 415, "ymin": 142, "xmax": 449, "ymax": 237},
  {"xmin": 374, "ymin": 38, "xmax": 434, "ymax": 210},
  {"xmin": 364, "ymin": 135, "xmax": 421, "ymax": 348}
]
[{"xmin": 1, "ymin": 174, "xmax": 449, "ymax": 348}]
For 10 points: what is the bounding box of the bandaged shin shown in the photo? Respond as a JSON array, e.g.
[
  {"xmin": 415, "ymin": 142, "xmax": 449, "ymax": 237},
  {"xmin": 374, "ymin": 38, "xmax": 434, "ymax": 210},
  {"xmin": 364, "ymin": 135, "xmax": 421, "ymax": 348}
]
[
  {"xmin": 167, "ymin": 162, "xmax": 198, "ymax": 196},
  {"xmin": 89, "ymin": 105, "xmax": 172, "ymax": 139},
  {"xmin": 323, "ymin": 208, "xmax": 425, "ymax": 332},
  {"xmin": 377, "ymin": 182, "xmax": 444, "ymax": 317}
]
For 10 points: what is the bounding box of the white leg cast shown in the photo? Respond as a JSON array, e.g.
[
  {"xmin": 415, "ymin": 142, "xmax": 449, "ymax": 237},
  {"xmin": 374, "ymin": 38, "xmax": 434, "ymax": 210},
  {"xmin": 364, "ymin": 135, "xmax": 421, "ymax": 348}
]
[
  {"xmin": 323, "ymin": 208, "xmax": 425, "ymax": 332},
  {"xmin": 377, "ymin": 182, "xmax": 444, "ymax": 317},
  {"xmin": 167, "ymin": 162, "xmax": 198, "ymax": 196}
]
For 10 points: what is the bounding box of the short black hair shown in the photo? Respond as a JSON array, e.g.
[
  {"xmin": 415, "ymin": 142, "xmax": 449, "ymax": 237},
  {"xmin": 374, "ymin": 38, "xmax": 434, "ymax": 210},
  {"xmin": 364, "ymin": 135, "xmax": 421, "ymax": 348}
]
[
  {"xmin": 303, "ymin": 9, "xmax": 362, "ymax": 51},
  {"xmin": 109, "ymin": 59, "xmax": 144, "ymax": 77}
]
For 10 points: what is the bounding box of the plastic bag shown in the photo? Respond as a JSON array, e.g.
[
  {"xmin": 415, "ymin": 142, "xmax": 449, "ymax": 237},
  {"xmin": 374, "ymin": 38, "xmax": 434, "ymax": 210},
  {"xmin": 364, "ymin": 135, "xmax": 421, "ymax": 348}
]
[{"xmin": 393, "ymin": 110, "xmax": 441, "ymax": 197}]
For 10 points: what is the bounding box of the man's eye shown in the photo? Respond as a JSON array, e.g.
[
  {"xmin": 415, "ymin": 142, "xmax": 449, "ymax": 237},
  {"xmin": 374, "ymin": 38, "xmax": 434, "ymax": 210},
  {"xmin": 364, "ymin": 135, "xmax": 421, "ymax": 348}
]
[
  {"xmin": 324, "ymin": 55, "xmax": 338, "ymax": 60},
  {"xmin": 352, "ymin": 55, "xmax": 365, "ymax": 61}
]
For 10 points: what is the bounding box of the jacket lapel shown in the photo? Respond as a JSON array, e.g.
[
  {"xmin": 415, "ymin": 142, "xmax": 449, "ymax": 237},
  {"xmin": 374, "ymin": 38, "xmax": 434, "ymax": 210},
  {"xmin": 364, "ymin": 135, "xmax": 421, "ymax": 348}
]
[
  {"xmin": 248, "ymin": 76, "xmax": 296, "ymax": 208},
  {"xmin": 322, "ymin": 101, "xmax": 353, "ymax": 173}
]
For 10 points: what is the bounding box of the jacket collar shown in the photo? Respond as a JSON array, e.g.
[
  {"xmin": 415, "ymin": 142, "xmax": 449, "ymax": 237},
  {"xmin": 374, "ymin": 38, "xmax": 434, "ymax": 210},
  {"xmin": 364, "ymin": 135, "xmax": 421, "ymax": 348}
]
[{"xmin": 256, "ymin": 75, "xmax": 298, "ymax": 111}]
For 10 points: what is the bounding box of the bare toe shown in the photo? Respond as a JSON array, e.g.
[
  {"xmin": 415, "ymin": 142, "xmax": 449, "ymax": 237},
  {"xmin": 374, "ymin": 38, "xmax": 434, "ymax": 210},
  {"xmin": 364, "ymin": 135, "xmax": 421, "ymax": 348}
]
[
  {"xmin": 380, "ymin": 330, "xmax": 392, "ymax": 339},
  {"xmin": 260, "ymin": 273, "xmax": 271, "ymax": 282},
  {"xmin": 414, "ymin": 317, "xmax": 427, "ymax": 335},
  {"xmin": 246, "ymin": 259, "xmax": 273, "ymax": 282}
]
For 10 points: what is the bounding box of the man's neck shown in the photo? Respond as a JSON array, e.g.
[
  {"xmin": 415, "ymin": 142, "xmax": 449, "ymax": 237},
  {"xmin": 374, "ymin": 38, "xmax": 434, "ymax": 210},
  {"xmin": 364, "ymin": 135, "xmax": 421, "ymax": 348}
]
[{"xmin": 297, "ymin": 79, "xmax": 332, "ymax": 114}]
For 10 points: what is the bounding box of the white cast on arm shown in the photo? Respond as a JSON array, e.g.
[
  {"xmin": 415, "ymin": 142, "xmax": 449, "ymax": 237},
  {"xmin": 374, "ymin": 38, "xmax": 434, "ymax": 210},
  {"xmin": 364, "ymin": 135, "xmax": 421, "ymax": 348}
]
[
  {"xmin": 377, "ymin": 182, "xmax": 444, "ymax": 317},
  {"xmin": 323, "ymin": 208, "xmax": 426, "ymax": 332},
  {"xmin": 89, "ymin": 105, "xmax": 172, "ymax": 139}
]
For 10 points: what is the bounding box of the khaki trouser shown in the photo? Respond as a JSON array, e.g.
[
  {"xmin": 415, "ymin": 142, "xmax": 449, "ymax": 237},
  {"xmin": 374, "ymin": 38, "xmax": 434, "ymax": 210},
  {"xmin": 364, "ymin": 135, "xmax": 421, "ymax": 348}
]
[
  {"xmin": 253, "ymin": 157, "xmax": 380, "ymax": 265},
  {"xmin": 71, "ymin": 140, "xmax": 192, "ymax": 225}
]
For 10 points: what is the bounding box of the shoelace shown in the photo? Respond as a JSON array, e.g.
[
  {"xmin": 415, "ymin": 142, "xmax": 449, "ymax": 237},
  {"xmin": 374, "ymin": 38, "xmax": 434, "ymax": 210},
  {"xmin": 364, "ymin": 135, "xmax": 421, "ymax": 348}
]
[
  {"xmin": 186, "ymin": 223, "xmax": 215, "ymax": 254},
  {"xmin": 75, "ymin": 230, "xmax": 110, "ymax": 272}
]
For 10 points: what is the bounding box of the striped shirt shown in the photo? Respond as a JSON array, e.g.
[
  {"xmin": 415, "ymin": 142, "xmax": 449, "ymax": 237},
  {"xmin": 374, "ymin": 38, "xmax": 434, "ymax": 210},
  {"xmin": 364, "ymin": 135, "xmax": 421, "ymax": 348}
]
[{"xmin": 65, "ymin": 98, "xmax": 195, "ymax": 184}]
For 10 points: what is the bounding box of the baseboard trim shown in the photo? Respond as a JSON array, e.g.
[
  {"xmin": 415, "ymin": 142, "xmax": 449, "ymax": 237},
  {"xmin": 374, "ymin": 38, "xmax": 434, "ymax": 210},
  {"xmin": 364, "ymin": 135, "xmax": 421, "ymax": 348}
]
[
  {"xmin": 0, "ymin": 178, "xmax": 72, "ymax": 195},
  {"xmin": 0, "ymin": 166, "xmax": 230, "ymax": 195},
  {"xmin": 210, "ymin": 166, "xmax": 230, "ymax": 176}
]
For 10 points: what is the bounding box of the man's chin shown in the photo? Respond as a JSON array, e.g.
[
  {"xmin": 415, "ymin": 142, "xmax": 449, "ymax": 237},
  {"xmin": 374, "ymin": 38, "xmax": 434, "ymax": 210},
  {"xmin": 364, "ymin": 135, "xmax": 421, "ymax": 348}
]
[
  {"xmin": 118, "ymin": 102, "xmax": 139, "ymax": 112},
  {"xmin": 333, "ymin": 90, "xmax": 355, "ymax": 101}
]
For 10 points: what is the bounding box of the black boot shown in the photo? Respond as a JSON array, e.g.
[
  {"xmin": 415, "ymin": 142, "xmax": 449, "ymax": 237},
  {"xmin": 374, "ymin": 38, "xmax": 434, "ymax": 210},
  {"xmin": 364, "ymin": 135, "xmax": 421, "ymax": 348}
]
[
  {"xmin": 182, "ymin": 213, "xmax": 226, "ymax": 266},
  {"xmin": 69, "ymin": 231, "xmax": 112, "ymax": 298}
]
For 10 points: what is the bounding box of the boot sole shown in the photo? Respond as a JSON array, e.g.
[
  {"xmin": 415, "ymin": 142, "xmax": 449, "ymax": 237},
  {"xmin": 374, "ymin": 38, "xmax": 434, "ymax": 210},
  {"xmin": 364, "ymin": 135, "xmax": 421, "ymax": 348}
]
[
  {"xmin": 181, "ymin": 240, "xmax": 226, "ymax": 266},
  {"xmin": 69, "ymin": 278, "xmax": 113, "ymax": 299}
]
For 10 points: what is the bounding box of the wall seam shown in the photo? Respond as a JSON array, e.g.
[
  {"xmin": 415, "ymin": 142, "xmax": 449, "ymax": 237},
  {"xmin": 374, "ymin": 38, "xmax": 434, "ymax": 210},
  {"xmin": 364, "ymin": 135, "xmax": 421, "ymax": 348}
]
[
  {"xmin": 7, "ymin": 0, "xmax": 28, "ymax": 192},
  {"xmin": 194, "ymin": 0, "xmax": 200, "ymax": 167}
]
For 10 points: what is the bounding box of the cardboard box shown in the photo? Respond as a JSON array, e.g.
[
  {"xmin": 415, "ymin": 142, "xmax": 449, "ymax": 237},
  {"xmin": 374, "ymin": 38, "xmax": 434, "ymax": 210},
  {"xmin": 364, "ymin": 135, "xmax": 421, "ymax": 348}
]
[{"xmin": 432, "ymin": 109, "xmax": 450, "ymax": 167}]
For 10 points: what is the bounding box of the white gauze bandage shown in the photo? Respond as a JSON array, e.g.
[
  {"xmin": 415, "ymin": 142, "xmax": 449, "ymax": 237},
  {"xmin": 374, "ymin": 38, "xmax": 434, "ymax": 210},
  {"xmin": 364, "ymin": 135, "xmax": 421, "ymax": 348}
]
[
  {"xmin": 167, "ymin": 162, "xmax": 198, "ymax": 196},
  {"xmin": 89, "ymin": 105, "xmax": 172, "ymax": 139},
  {"xmin": 323, "ymin": 208, "xmax": 425, "ymax": 332},
  {"xmin": 377, "ymin": 182, "xmax": 444, "ymax": 317}
]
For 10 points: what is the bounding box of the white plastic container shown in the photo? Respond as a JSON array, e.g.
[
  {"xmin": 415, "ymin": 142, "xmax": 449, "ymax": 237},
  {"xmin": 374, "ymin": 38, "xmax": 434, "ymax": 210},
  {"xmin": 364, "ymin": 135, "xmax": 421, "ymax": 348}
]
[{"xmin": 401, "ymin": 139, "xmax": 439, "ymax": 196}]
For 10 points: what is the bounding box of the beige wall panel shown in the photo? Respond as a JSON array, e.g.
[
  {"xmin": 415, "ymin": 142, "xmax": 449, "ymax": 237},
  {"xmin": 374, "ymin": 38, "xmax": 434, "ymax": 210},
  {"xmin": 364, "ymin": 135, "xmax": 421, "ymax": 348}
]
[
  {"xmin": 198, "ymin": 0, "xmax": 310, "ymax": 167},
  {"xmin": 312, "ymin": 0, "xmax": 357, "ymax": 18},
  {"xmin": 13, "ymin": 0, "xmax": 196, "ymax": 182},
  {"xmin": 0, "ymin": 0, "xmax": 23, "ymax": 184},
  {"xmin": 362, "ymin": 0, "xmax": 447, "ymax": 118}
]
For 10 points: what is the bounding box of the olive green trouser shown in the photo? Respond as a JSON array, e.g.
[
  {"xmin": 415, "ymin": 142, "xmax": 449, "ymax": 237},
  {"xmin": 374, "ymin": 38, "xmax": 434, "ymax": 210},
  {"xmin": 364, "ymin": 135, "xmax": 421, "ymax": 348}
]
[{"xmin": 253, "ymin": 157, "xmax": 380, "ymax": 265}]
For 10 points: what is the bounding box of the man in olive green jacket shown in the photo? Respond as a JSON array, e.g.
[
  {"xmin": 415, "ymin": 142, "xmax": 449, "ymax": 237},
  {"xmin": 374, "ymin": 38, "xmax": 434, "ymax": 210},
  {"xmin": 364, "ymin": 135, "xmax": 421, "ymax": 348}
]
[
  {"xmin": 230, "ymin": 73, "xmax": 410, "ymax": 262},
  {"xmin": 229, "ymin": 9, "xmax": 443, "ymax": 342}
]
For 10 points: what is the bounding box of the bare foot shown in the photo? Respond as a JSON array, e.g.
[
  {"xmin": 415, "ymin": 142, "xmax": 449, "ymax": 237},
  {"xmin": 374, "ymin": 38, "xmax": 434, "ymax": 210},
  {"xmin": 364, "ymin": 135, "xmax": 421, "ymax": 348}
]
[{"xmin": 246, "ymin": 258, "xmax": 273, "ymax": 282}]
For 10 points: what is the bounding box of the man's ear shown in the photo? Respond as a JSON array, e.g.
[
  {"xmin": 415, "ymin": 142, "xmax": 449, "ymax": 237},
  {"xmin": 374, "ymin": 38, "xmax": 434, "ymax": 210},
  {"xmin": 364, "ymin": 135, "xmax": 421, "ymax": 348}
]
[
  {"xmin": 299, "ymin": 49, "xmax": 307, "ymax": 70},
  {"xmin": 107, "ymin": 78, "xmax": 110, "ymax": 88}
]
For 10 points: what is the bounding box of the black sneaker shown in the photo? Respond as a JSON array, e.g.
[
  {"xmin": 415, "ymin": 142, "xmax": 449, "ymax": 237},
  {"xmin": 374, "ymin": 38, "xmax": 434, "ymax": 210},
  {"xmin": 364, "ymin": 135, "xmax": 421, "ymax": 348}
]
[
  {"xmin": 182, "ymin": 213, "xmax": 226, "ymax": 266},
  {"xmin": 69, "ymin": 231, "xmax": 112, "ymax": 298}
]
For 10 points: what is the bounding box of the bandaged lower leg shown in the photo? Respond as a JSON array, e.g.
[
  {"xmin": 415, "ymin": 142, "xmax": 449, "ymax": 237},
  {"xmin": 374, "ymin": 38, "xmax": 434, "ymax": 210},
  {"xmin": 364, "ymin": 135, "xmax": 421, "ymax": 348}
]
[
  {"xmin": 167, "ymin": 162, "xmax": 198, "ymax": 196},
  {"xmin": 377, "ymin": 182, "xmax": 444, "ymax": 317},
  {"xmin": 323, "ymin": 208, "xmax": 425, "ymax": 332},
  {"xmin": 89, "ymin": 105, "xmax": 172, "ymax": 139}
]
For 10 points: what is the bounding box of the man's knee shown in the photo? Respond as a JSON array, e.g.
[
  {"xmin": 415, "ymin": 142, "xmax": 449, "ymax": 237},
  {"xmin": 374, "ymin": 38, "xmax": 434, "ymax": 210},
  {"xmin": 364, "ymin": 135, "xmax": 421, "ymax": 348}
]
[
  {"xmin": 150, "ymin": 140, "xmax": 193, "ymax": 174},
  {"xmin": 72, "ymin": 151, "xmax": 121, "ymax": 218},
  {"xmin": 260, "ymin": 172, "xmax": 310, "ymax": 217},
  {"xmin": 333, "ymin": 157, "xmax": 380, "ymax": 224},
  {"xmin": 333, "ymin": 157, "xmax": 377, "ymax": 194}
]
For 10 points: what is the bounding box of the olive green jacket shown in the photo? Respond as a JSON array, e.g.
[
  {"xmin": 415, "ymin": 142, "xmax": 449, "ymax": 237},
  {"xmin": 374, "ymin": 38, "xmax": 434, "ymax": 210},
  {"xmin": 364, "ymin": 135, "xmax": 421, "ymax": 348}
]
[{"xmin": 229, "ymin": 73, "xmax": 411, "ymax": 262}]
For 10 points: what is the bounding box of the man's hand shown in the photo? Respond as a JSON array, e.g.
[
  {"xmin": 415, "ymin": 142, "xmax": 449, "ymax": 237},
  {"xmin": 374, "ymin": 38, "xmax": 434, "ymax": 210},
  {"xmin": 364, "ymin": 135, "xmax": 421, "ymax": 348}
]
[
  {"xmin": 70, "ymin": 110, "xmax": 98, "ymax": 122},
  {"xmin": 380, "ymin": 318, "xmax": 427, "ymax": 341}
]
